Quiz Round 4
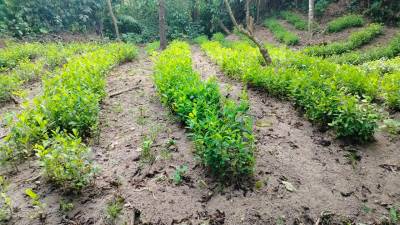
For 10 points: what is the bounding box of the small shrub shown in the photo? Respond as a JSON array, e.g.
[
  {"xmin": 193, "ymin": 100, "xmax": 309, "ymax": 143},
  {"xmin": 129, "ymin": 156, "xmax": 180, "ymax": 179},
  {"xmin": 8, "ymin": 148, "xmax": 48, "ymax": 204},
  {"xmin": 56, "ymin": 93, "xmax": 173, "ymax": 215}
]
[
  {"xmin": 172, "ymin": 165, "xmax": 188, "ymax": 185},
  {"xmin": 193, "ymin": 35, "xmax": 209, "ymax": 45},
  {"xmin": 381, "ymin": 72, "xmax": 400, "ymax": 110},
  {"xmin": 326, "ymin": 14, "xmax": 364, "ymax": 33},
  {"xmin": 264, "ymin": 18, "xmax": 299, "ymax": 45},
  {"xmin": 35, "ymin": 130, "xmax": 98, "ymax": 191},
  {"xmin": 105, "ymin": 196, "xmax": 124, "ymax": 224}
]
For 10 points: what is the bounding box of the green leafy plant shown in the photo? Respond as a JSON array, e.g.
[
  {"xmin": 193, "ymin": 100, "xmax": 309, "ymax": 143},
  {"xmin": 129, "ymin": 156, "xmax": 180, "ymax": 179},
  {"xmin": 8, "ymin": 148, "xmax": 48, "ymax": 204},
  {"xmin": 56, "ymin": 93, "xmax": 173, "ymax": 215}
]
[
  {"xmin": 105, "ymin": 196, "xmax": 124, "ymax": 224},
  {"xmin": 264, "ymin": 18, "xmax": 299, "ymax": 45},
  {"xmin": 25, "ymin": 188, "xmax": 46, "ymax": 220},
  {"xmin": 172, "ymin": 165, "xmax": 188, "ymax": 185},
  {"xmin": 326, "ymin": 14, "xmax": 364, "ymax": 33},
  {"xmin": 59, "ymin": 199, "xmax": 74, "ymax": 214},
  {"xmin": 0, "ymin": 176, "xmax": 12, "ymax": 223},
  {"xmin": 140, "ymin": 137, "xmax": 155, "ymax": 164},
  {"xmin": 35, "ymin": 130, "xmax": 98, "ymax": 191},
  {"xmin": 280, "ymin": 11, "xmax": 307, "ymax": 30}
]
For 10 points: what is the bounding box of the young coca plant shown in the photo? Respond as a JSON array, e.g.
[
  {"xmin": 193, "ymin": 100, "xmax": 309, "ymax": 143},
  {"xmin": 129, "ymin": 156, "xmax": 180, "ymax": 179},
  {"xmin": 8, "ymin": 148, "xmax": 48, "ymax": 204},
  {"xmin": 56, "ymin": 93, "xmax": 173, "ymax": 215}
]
[
  {"xmin": 35, "ymin": 130, "xmax": 98, "ymax": 191},
  {"xmin": 0, "ymin": 176, "xmax": 12, "ymax": 223},
  {"xmin": 25, "ymin": 188, "xmax": 46, "ymax": 220}
]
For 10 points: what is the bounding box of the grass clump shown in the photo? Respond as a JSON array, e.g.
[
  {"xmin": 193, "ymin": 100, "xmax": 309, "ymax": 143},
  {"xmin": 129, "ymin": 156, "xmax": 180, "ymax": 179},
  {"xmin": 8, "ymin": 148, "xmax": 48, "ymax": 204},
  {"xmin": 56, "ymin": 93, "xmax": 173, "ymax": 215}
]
[
  {"xmin": 263, "ymin": 18, "xmax": 299, "ymax": 45},
  {"xmin": 154, "ymin": 41, "xmax": 255, "ymax": 181},
  {"xmin": 326, "ymin": 14, "xmax": 364, "ymax": 33},
  {"xmin": 304, "ymin": 23, "xmax": 383, "ymax": 57},
  {"xmin": 280, "ymin": 11, "xmax": 307, "ymax": 30}
]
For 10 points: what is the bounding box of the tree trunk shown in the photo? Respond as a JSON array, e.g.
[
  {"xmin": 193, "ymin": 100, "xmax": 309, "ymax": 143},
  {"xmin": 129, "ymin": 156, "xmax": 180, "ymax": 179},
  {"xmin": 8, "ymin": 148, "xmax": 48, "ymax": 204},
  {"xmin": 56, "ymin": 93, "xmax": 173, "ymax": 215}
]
[
  {"xmin": 223, "ymin": 0, "xmax": 272, "ymax": 65},
  {"xmin": 106, "ymin": 0, "xmax": 120, "ymax": 40},
  {"xmin": 256, "ymin": 0, "xmax": 261, "ymax": 24},
  {"xmin": 159, "ymin": 0, "xmax": 167, "ymax": 50},
  {"xmin": 245, "ymin": 0, "xmax": 251, "ymax": 27},
  {"xmin": 217, "ymin": 19, "xmax": 231, "ymax": 34},
  {"xmin": 308, "ymin": 0, "xmax": 314, "ymax": 34}
]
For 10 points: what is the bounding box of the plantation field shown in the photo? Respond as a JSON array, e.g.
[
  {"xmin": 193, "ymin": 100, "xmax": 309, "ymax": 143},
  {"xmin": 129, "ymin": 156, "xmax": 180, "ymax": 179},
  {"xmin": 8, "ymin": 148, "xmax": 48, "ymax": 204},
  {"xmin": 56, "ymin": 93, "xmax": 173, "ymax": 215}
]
[{"xmin": 0, "ymin": 21, "xmax": 400, "ymax": 225}]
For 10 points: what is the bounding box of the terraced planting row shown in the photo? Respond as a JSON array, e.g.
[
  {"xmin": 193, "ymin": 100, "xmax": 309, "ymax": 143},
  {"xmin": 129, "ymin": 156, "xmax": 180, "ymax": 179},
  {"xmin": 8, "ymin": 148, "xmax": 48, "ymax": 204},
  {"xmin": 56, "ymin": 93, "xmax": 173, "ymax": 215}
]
[
  {"xmin": 263, "ymin": 18, "xmax": 299, "ymax": 45},
  {"xmin": 304, "ymin": 23, "xmax": 384, "ymax": 57},
  {"xmin": 0, "ymin": 42, "xmax": 101, "ymax": 103},
  {"xmin": 198, "ymin": 37, "xmax": 383, "ymax": 141},
  {"xmin": 0, "ymin": 43, "xmax": 137, "ymax": 191},
  {"xmin": 153, "ymin": 41, "xmax": 255, "ymax": 180},
  {"xmin": 331, "ymin": 32, "xmax": 400, "ymax": 65}
]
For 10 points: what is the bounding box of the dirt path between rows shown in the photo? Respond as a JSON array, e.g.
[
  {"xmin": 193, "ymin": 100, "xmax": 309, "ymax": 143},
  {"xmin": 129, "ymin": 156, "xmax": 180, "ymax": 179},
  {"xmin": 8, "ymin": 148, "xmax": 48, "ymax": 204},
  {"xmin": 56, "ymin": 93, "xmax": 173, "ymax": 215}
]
[{"xmin": 191, "ymin": 45, "xmax": 400, "ymax": 224}]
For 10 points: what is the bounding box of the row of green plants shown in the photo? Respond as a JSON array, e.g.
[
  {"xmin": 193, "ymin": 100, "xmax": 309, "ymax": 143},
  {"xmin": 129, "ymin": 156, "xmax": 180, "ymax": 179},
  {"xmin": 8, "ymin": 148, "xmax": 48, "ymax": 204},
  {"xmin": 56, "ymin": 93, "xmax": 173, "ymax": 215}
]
[
  {"xmin": 361, "ymin": 56, "xmax": 400, "ymax": 75},
  {"xmin": 263, "ymin": 18, "xmax": 300, "ymax": 46},
  {"xmin": 304, "ymin": 23, "xmax": 383, "ymax": 57},
  {"xmin": 200, "ymin": 39, "xmax": 380, "ymax": 142},
  {"xmin": 331, "ymin": 32, "xmax": 400, "ymax": 65},
  {"xmin": 153, "ymin": 41, "xmax": 255, "ymax": 180},
  {"xmin": 326, "ymin": 14, "xmax": 364, "ymax": 33},
  {"xmin": 280, "ymin": 11, "xmax": 307, "ymax": 30},
  {"xmin": 0, "ymin": 43, "xmax": 138, "ymax": 190},
  {"xmin": 0, "ymin": 42, "xmax": 101, "ymax": 103},
  {"xmin": 0, "ymin": 42, "xmax": 43, "ymax": 71}
]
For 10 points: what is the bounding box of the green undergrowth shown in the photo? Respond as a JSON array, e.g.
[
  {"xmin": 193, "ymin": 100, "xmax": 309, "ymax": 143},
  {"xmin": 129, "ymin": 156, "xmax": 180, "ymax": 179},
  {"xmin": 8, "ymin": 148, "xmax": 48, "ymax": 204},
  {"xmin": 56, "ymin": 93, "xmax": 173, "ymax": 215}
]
[
  {"xmin": 331, "ymin": 33, "xmax": 400, "ymax": 65},
  {"xmin": 326, "ymin": 14, "xmax": 364, "ymax": 33},
  {"xmin": 263, "ymin": 18, "xmax": 299, "ymax": 46},
  {"xmin": 0, "ymin": 42, "xmax": 137, "ymax": 190},
  {"xmin": 304, "ymin": 23, "xmax": 383, "ymax": 57},
  {"xmin": 280, "ymin": 11, "xmax": 307, "ymax": 30},
  {"xmin": 153, "ymin": 41, "xmax": 255, "ymax": 181},
  {"xmin": 201, "ymin": 38, "xmax": 380, "ymax": 142}
]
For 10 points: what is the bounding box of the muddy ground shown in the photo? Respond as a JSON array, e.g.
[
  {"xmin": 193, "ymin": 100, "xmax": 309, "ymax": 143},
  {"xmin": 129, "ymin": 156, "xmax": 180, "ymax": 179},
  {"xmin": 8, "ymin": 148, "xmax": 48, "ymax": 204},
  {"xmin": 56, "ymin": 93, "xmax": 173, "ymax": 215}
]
[{"xmin": 1, "ymin": 35, "xmax": 399, "ymax": 224}]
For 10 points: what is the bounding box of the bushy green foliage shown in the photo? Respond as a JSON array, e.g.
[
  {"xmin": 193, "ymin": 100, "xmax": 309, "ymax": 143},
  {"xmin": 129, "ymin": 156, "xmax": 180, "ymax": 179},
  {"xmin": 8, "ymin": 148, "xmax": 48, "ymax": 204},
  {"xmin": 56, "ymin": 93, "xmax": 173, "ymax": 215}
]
[
  {"xmin": 304, "ymin": 23, "xmax": 383, "ymax": 57},
  {"xmin": 193, "ymin": 35, "xmax": 209, "ymax": 45},
  {"xmin": 326, "ymin": 14, "xmax": 364, "ymax": 33},
  {"xmin": 361, "ymin": 56, "xmax": 400, "ymax": 75},
  {"xmin": 263, "ymin": 18, "xmax": 299, "ymax": 45},
  {"xmin": 381, "ymin": 72, "xmax": 400, "ymax": 110},
  {"xmin": 1, "ymin": 43, "xmax": 138, "ymax": 166},
  {"xmin": 35, "ymin": 130, "xmax": 98, "ymax": 191},
  {"xmin": 201, "ymin": 39, "xmax": 380, "ymax": 141},
  {"xmin": 154, "ymin": 41, "xmax": 254, "ymax": 180},
  {"xmin": 0, "ymin": 42, "xmax": 100, "ymax": 103},
  {"xmin": 331, "ymin": 33, "xmax": 400, "ymax": 65},
  {"xmin": 280, "ymin": 11, "xmax": 307, "ymax": 30},
  {"xmin": 145, "ymin": 41, "xmax": 160, "ymax": 55},
  {"xmin": 0, "ymin": 42, "xmax": 42, "ymax": 71}
]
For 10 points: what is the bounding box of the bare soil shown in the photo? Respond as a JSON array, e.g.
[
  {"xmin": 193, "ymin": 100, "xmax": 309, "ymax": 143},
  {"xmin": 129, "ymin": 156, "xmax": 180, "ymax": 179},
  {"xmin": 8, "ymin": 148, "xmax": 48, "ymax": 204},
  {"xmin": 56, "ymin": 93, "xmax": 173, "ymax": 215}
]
[{"xmin": 2, "ymin": 46, "xmax": 399, "ymax": 225}]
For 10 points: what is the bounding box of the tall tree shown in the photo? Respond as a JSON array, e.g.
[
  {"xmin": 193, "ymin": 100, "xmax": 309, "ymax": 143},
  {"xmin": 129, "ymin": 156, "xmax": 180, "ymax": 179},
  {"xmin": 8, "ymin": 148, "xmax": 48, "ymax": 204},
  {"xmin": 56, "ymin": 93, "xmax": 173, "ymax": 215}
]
[
  {"xmin": 223, "ymin": 0, "xmax": 272, "ymax": 65},
  {"xmin": 308, "ymin": 0, "xmax": 314, "ymax": 33},
  {"xmin": 159, "ymin": 0, "xmax": 167, "ymax": 50},
  {"xmin": 106, "ymin": 0, "xmax": 120, "ymax": 40}
]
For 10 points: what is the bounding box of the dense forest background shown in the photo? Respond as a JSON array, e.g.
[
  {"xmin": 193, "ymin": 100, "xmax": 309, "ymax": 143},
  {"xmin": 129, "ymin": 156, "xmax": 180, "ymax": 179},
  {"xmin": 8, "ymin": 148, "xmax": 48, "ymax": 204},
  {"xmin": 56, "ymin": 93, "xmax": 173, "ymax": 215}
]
[{"xmin": 0, "ymin": 0, "xmax": 399, "ymax": 41}]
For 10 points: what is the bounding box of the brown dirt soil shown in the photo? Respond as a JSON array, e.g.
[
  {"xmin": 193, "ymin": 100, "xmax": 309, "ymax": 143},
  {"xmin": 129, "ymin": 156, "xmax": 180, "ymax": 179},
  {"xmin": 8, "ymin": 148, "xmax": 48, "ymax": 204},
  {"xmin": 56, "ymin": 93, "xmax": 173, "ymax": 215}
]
[{"xmin": 2, "ymin": 46, "xmax": 400, "ymax": 225}]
